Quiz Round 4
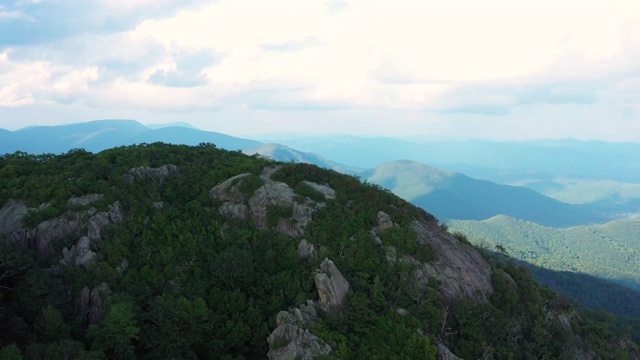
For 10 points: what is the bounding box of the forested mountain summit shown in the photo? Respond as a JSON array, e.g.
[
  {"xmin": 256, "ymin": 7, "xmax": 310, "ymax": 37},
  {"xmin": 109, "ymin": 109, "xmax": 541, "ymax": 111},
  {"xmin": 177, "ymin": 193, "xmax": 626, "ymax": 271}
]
[{"xmin": 0, "ymin": 143, "xmax": 638, "ymax": 359}]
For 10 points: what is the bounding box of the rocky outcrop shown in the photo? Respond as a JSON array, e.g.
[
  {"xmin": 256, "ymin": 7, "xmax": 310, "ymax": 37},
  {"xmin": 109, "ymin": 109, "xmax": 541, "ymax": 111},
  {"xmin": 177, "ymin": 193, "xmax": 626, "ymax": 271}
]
[
  {"xmin": 438, "ymin": 343, "xmax": 464, "ymax": 360},
  {"xmin": 124, "ymin": 164, "xmax": 179, "ymax": 183},
  {"xmin": 209, "ymin": 173, "xmax": 252, "ymax": 203},
  {"xmin": 218, "ymin": 202, "xmax": 248, "ymax": 221},
  {"xmin": 0, "ymin": 200, "xmax": 28, "ymax": 240},
  {"xmin": 267, "ymin": 258, "xmax": 349, "ymax": 359},
  {"xmin": 76, "ymin": 283, "xmax": 110, "ymax": 325},
  {"xmin": 62, "ymin": 237, "xmax": 95, "ymax": 266},
  {"xmin": 58, "ymin": 201, "xmax": 124, "ymax": 265},
  {"xmin": 297, "ymin": 239, "xmax": 317, "ymax": 260},
  {"xmin": 314, "ymin": 258, "xmax": 349, "ymax": 312},
  {"xmin": 408, "ymin": 220, "xmax": 493, "ymax": 302},
  {"xmin": 0, "ymin": 198, "xmax": 123, "ymax": 262},
  {"xmin": 376, "ymin": 211, "xmax": 394, "ymax": 231},
  {"xmin": 67, "ymin": 194, "xmax": 104, "ymax": 208},
  {"xmin": 302, "ymin": 181, "xmax": 336, "ymax": 200},
  {"xmin": 267, "ymin": 310, "xmax": 331, "ymax": 360},
  {"xmin": 249, "ymin": 167, "xmax": 296, "ymax": 229},
  {"xmin": 211, "ymin": 166, "xmax": 331, "ymax": 237}
]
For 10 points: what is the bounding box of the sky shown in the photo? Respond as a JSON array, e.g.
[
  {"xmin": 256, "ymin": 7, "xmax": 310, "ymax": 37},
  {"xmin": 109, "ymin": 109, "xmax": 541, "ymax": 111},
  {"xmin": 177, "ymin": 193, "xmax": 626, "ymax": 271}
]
[{"xmin": 1, "ymin": 0, "xmax": 640, "ymax": 141}]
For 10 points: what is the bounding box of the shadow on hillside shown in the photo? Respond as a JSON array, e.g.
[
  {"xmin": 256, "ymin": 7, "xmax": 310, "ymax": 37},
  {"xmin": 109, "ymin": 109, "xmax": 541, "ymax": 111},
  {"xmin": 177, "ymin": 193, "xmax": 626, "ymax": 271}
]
[{"xmin": 514, "ymin": 259, "xmax": 640, "ymax": 318}]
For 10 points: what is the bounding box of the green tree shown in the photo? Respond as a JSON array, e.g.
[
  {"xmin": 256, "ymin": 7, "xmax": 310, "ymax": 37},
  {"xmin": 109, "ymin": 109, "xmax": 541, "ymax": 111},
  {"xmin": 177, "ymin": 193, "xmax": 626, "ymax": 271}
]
[
  {"xmin": 0, "ymin": 344, "xmax": 23, "ymax": 360},
  {"xmin": 88, "ymin": 301, "xmax": 139, "ymax": 360},
  {"xmin": 34, "ymin": 305, "xmax": 69, "ymax": 343}
]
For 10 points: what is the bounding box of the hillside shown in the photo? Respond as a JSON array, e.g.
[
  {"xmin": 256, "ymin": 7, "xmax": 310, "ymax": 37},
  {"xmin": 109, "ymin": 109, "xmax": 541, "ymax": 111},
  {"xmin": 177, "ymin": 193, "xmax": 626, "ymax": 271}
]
[
  {"xmin": 1, "ymin": 144, "xmax": 637, "ymax": 359},
  {"xmin": 447, "ymin": 216, "xmax": 640, "ymax": 292},
  {"xmin": 362, "ymin": 160, "xmax": 608, "ymax": 227}
]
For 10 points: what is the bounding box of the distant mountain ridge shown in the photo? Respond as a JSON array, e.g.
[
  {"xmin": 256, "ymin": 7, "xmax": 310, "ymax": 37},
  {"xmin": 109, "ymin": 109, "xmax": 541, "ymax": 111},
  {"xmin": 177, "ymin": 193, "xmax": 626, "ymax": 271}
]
[
  {"xmin": 362, "ymin": 160, "xmax": 608, "ymax": 227},
  {"xmin": 0, "ymin": 120, "xmax": 259, "ymax": 154},
  {"xmin": 275, "ymin": 136, "xmax": 640, "ymax": 184},
  {"xmin": 242, "ymin": 143, "xmax": 361, "ymax": 174}
]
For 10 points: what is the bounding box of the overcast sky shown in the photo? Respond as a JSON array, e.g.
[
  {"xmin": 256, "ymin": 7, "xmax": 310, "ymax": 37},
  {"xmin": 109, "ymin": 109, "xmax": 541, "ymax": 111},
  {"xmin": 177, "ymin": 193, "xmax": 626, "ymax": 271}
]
[{"xmin": 1, "ymin": 0, "xmax": 639, "ymax": 141}]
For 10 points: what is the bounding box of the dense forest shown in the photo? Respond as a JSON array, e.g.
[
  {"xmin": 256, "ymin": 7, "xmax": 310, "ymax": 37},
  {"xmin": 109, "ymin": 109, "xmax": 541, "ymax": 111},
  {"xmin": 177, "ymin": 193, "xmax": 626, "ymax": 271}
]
[
  {"xmin": 448, "ymin": 215, "xmax": 640, "ymax": 291},
  {"xmin": 0, "ymin": 143, "xmax": 638, "ymax": 359}
]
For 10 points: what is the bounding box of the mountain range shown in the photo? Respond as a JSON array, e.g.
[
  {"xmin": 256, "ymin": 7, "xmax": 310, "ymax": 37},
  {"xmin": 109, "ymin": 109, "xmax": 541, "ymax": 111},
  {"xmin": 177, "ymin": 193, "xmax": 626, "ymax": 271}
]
[
  {"xmin": 2, "ymin": 119, "xmax": 640, "ymax": 314},
  {"xmin": 1, "ymin": 142, "xmax": 638, "ymax": 358},
  {"xmin": 1, "ymin": 120, "xmax": 259, "ymax": 154}
]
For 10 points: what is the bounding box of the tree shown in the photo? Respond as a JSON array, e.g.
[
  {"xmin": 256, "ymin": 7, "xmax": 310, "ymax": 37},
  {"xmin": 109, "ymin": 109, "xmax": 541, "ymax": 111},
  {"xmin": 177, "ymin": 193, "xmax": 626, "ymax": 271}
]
[{"xmin": 88, "ymin": 301, "xmax": 139, "ymax": 360}]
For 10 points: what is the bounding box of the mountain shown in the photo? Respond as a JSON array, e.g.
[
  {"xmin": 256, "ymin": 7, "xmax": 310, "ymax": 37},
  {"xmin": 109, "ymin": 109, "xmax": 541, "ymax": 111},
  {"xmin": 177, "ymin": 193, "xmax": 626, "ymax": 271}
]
[
  {"xmin": 447, "ymin": 216, "xmax": 640, "ymax": 291},
  {"xmin": 146, "ymin": 122, "xmax": 200, "ymax": 130},
  {"xmin": 242, "ymin": 143, "xmax": 361, "ymax": 174},
  {"xmin": 11, "ymin": 119, "xmax": 150, "ymax": 154},
  {"xmin": 127, "ymin": 126, "xmax": 259, "ymax": 150},
  {"xmin": 275, "ymin": 136, "xmax": 640, "ymax": 185},
  {"xmin": 1, "ymin": 143, "xmax": 637, "ymax": 359},
  {"xmin": 362, "ymin": 160, "xmax": 608, "ymax": 227},
  {"xmin": 0, "ymin": 119, "xmax": 259, "ymax": 154}
]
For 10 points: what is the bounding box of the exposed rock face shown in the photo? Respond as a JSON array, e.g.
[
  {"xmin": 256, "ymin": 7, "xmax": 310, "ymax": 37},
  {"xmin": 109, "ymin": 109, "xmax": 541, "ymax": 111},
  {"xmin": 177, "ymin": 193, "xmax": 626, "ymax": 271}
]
[
  {"xmin": 59, "ymin": 201, "xmax": 124, "ymax": 265},
  {"xmin": 62, "ymin": 237, "xmax": 95, "ymax": 266},
  {"xmin": 211, "ymin": 166, "xmax": 330, "ymax": 237},
  {"xmin": 267, "ymin": 258, "xmax": 349, "ymax": 359},
  {"xmin": 438, "ymin": 343, "xmax": 464, "ymax": 360},
  {"xmin": 209, "ymin": 173, "xmax": 252, "ymax": 203},
  {"xmin": 0, "ymin": 200, "xmax": 28, "ymax": 237},
  {"xmin": 297, "ymin": 239, "xmax": 316, "ymax": 260},
  {"xmin": 218, "ymin": 202, "xmax": 248, "ymax": 221},
  {"xmin": 376, "ymin": 211, "xmax": 394, "ymax": 230},
  {"xmin": 0, "ymin": 198, "xmax": 123, "ymax": 262},
  {"xmin": 314, "ymin": 258, "xmax": 350, "ymax": 312},
  {"xmin": 302, "ymin": 181, "xmax": 336, "ymax": 200},
  {"xmin": 249, "ymin": 169, "xmax": 296, "ymax": 229},
  {"xmin": 76, "ymin": 283, "xmax": 110, "ymax": 325},
  {"xmin": 267, "ymin": 310, "xmax": 331, "ymax": 360},
  {"xmin": 408, "ymin": 220, "xmax": 493, "ymax": 302},
  {"xmin": 124, "ymin": 164, "xmax": 179, "ymax": 183},
  {"xmin": 67, "ymin": 194, "xmax": 104, "ymax": 208}
]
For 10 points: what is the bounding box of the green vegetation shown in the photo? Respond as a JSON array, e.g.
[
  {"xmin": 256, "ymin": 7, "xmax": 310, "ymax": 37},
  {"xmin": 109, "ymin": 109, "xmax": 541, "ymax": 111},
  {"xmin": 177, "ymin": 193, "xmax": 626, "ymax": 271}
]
[
  {"xmin": 448, "ymin": 215, "xmax": 640, "ymax": 291},
  {"xmin": 0, "ymin": 144, "xmax": 637, "ymax": 358}
]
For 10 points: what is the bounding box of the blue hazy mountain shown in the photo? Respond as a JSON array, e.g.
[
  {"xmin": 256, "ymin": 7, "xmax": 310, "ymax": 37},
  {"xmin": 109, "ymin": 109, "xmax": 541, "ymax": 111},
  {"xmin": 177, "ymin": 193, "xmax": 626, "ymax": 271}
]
[
  {"xmin": 1, "ymin": 120, "xmax": 258, "ymax": 154},
  {"xmin": 242, "ymin": 143, "xmax": 361, "ymax": 174},
  {"xmin": 361, "ymin": 160, "xmax": 608, "ymax": 227},
  {"xmin": 146, "ymin": 121, "xmax": 200, "ymax": 130},
  {"xmin": 276, "ymin": 136, "xmax": 640, "ymax": 184},
  {"xmin": 128, "ymin": 126, "xmax": 259, "ymax": 150}
]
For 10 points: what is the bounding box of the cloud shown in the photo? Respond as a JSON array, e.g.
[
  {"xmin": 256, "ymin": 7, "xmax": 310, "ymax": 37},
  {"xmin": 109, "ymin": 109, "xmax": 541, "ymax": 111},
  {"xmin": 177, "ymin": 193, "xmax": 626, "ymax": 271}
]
[
  {"xmin": 0, "ymin": 0, "xmax": 639, "ymax": 140},
  {"xmin": 262, "ymin": 37, "xmax": 322, "ymax": 53},
  {"xmin": 148, "ymin": 48, "xmax": 218, "ymax": 87},
  {"xmin": 0, "ymin": 0, "xmax": 208, "ymax": 46}
]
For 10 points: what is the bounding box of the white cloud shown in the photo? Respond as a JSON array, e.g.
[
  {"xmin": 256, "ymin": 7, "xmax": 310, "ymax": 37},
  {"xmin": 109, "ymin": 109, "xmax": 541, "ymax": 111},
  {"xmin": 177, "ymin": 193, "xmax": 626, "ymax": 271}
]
[{"xmin": 0, "ymin": 0, "xmax": 639, "ymax": 140}]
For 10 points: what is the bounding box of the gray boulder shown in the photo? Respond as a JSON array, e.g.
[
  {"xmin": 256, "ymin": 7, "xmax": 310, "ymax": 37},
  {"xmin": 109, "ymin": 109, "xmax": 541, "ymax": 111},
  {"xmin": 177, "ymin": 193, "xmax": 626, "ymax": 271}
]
[
  {"xmin": 267, "ymin": 311, "xmax": 332, "ymax": 360},
  {"xmin": 438, "ymin": 343, "xmax": 464, "ymax": 360},
  {"xmin": 314, "ymin": 258, "xmax": 349, "ymax": 312},
  {"xmin": 76, "ymin": 283, "xmax": 110, "ymax": 325},
  {"xmin": 376, "ymin": 211, "xmax": 394, "ymax": 230},
  {"xmin": 297, "ymin": 239, "xmax": 317, "ymax": 260}
]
